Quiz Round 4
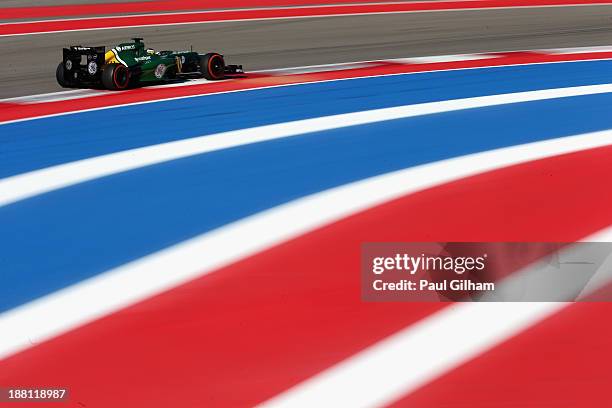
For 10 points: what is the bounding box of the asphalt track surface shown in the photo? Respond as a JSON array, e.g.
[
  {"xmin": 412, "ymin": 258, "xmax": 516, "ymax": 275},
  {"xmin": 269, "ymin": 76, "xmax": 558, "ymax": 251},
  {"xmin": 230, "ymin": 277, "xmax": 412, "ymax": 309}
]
[{"xmin": 2, "ymin": 5, "xmax": 612, "ymax": 98}]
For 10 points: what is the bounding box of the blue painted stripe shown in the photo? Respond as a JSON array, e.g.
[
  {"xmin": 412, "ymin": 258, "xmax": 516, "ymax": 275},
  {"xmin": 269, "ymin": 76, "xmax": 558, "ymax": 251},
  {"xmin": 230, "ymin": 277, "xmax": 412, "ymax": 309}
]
[
  {"xmin": 1, "ymin": 92, "xmax": 612, "ymax": 311},
  {"xmin": 2, "ymin": 60, "xmax": 612, "ymax": 178}
]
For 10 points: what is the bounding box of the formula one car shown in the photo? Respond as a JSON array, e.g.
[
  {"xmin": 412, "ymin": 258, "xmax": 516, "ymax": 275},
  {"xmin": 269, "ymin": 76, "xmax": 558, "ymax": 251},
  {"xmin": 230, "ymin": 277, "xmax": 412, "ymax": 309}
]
[{"xmin": 56, "ymin": 38, "xmax": 243, "ymax": 90}]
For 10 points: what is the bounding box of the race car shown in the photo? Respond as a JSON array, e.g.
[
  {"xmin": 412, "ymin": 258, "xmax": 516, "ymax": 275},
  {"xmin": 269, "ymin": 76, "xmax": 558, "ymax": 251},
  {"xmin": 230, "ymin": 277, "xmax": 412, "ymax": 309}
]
[{"xmin": 56, "ymin": 38, "xmax": 244, "ymax": 90}]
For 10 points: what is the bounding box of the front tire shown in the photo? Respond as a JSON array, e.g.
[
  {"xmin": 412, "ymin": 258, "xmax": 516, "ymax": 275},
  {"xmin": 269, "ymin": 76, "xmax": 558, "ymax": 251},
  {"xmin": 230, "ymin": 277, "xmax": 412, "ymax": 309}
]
[
  {"xmin": 56, "ymin": 62, "xmax": 73, "ymax": 88},
  {"xmin": 101, "ymin": 63, "xmax": 130, "ymax": 90},
  {"xmin": 200, "ymin": 53, "xmax": 225, "ymax": 80}
]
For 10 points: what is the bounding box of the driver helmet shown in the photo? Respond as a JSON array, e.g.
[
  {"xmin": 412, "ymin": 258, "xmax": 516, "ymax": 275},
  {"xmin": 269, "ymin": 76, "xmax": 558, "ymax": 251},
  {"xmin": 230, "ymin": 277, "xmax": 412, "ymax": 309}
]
[{"xmin": 146, "ymin": 48, "xmax": 156, "ymax": 55}]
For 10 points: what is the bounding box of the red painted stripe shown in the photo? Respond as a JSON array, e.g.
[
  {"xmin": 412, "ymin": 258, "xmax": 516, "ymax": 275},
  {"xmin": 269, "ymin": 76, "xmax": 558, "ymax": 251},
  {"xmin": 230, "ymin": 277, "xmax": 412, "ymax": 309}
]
[
  {"xmin": 1, "ymin": 1, "xmax": 405, "ymax": 20},
  {"xmin": 0, "ymin": 102, "xmax": 20, "ymax": 109},
  {"xmin": 3, "ymin": 0, "xmax": 610, "ymax": 21},
  {"xmin": 3, "ymin": 1, "xmax": 612, "ymax": 35},
  {"xmin": 1, "ymin": 146, "xmax": 610, "ymax": 407},
  {"xmin": 2, "ymin": 52, "xmax": 612, "ymax": 124},
  {"xmin": 389, "ymin": 302, "xmax": 612, "ymax": 407}
]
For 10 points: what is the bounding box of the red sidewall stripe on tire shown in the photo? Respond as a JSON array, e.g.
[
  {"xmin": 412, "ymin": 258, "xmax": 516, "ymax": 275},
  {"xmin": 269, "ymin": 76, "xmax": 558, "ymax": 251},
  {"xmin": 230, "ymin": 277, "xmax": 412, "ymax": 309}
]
[
  {"xmin": 208, "ymin": 55, "xmax": 223, "ymax": 80},
  {"xmin": 113, "ymin": 66, "xmax": 129, "ymax": 89}
]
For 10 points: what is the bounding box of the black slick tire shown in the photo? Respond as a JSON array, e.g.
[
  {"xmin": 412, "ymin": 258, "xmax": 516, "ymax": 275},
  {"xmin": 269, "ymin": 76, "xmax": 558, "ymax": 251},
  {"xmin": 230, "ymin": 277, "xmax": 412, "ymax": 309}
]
[
  {"xmin": 101, "ymin": 63, "xmax": 130, "ymax": 90},
  {"xmin": 56, "ymin": 62, "xmax": 73, "ymax": 88},
  {"xmin": 199, "ymin": 53, "xmax": 225, "ymax": 80}
]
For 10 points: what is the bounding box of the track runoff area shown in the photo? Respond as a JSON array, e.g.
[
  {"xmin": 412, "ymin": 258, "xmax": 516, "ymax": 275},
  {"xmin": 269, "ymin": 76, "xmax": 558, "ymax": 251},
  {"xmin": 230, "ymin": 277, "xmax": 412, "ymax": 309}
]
[
  {"xmin": 2, "ymin": 46, "xmax": 612, "ymax": 407},
  {"xmin": 3, "ymin": 0, "xmax": 612, "ymax": 36},
  {"xmin": 2, "ymin": 1, "xmax": 612, "ymax": 408}
]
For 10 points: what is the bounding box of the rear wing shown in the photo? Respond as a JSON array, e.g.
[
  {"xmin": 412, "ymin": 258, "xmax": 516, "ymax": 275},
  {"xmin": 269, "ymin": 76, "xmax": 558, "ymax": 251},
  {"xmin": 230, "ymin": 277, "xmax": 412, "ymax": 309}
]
[{"xmin": 61, "ymin": 46, "xmax": 106, "ymax": 82}]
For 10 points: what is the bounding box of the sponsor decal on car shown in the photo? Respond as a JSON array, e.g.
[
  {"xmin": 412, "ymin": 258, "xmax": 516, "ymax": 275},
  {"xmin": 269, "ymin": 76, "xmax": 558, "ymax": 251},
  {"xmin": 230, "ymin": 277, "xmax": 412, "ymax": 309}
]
[
  {"xmin": 135, "ymin": 56, "xmax": 152, "ymax": 62},
  {"xmin": 115, "ymin": 45, "xmax": 136, "ymax": 52},
  {"xmin": 87, "ymin": 61, "xmax": 98, "ymax": 75},
  {"xmin": 154, "ymin": 64, "xmax": 167, "ymax": 79}
]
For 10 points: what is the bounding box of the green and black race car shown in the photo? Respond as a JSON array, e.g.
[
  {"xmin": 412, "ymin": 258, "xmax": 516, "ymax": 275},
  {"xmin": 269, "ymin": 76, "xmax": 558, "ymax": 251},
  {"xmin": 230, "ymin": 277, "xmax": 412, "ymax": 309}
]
[{"xmin": 56, "ymin": 38, "xmax": 244, "ymax": 90}]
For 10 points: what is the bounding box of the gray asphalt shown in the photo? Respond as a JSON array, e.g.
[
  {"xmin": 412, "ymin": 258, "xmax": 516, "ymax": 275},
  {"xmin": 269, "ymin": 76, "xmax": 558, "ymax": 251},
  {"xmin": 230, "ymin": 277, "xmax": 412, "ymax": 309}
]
[{"xmin": 2, "ymin": 5, "xmax": 612, "ymax": 98}]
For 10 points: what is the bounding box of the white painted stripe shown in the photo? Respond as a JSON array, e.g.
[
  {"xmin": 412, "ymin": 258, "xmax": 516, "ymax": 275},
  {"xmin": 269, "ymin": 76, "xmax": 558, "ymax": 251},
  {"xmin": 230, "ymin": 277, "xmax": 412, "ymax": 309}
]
[
  {"xmin": 147, "ymin": 78, "xmax": 215, "ymax": 88},
  {"xmin": 388, "ymin": 53, "xmax": 495, "ymax": 64},
  {"xmin": 544, "ymin": 45, "xmax": 612, "ymax": 54},
  {"xmin": 258, "ymin": 222, "xmax": 612, "ymax": 408},
  {"xmin": 1, "ymin": 129, "xmax": 611, "ymax": 360},
  {"xmin": 0, "ymin": 78, "xmax": 212, "ymax": 104},
  {"xmin": 261, "ymin": 63, "xmax": 374, "ymax": 75},
  {"xmin": 576, "ymin": 227, "xmax": 612, "ymax": 299},
  {"xmin": 258, "ymin": 302, "xmax": 565, "ymax": 408},
  {"xmin": 261, "ymin": 225, "xmax": 612, "ymax": 408},
  {"xmin": 0, "ymin": 89, "xmax": 105, "ymax": 103},
  {"xmin": 2, "ymin": 83, "xmax": 612, "ymax": 208},
  {"xmin": 252, "ymin": 61, "xmax": 381, "ymax": 74},
  {"xmin": 253, "ymin": 45, "xmax": 612, "ymax": 76},
  {"xmin": 583, "ymin": 227, "xmax": 612, "ymax": 242}
]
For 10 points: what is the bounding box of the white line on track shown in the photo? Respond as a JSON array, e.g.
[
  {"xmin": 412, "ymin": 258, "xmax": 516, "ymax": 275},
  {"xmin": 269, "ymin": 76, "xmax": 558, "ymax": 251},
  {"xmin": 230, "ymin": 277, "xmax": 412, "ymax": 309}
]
[
  {"xmin": 259, "ymin": 62, "xmax": 374, "ymax": 75},
  {"xmin": 258, "ymin": 225, "xmax": 612, "ymax": 408},
  {"xmin": 1, "ymin": 128, "xmax": 612, "ymax": 361},
  {"xmin": 388, "ymin": 53, "xmax": 495, "ymax": 64},
  {"xmin": 1, "ymin": 83, "xmax": 612, "ymax": 208},
  {"xmin": 542, "ymin": 45, "xmax": 612, "ymax": 54},
  {"xmin": 258, "ymin": 302, "xmax": 565, "ymax": 408},
  {"xmin": 0, "ymin": 89, "xmax": 110, "ymax": 103}
]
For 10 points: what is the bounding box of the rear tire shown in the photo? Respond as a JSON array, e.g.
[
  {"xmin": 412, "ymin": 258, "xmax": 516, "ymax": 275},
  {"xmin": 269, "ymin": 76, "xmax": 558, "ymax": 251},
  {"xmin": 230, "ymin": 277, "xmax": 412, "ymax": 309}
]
[
  {"xmin": 56, "ymin": 62, "xmax": 73, "ymax": 88},
  {"xmin": 101, "ymin": 63, "xmax": 130, "ymax": 90},
  {"xmin": 199, "ymin": 53, "xmax": 225, "ymax": 80}
]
